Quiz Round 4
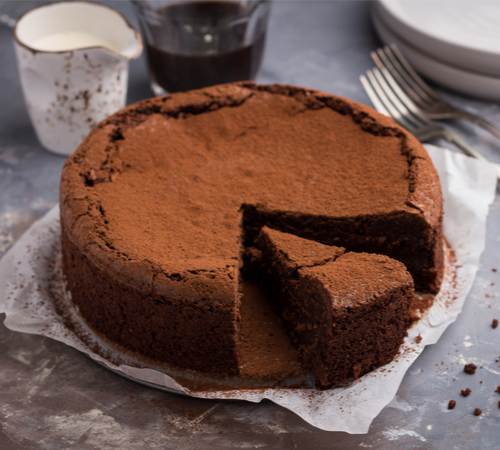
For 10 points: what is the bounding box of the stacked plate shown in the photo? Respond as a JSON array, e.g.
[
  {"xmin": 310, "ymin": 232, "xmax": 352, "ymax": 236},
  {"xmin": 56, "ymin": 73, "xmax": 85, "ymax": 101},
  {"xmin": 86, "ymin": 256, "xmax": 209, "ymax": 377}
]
[{"xmin": 372, "ymin": 0, "xmax": 500, "ymax": 101}]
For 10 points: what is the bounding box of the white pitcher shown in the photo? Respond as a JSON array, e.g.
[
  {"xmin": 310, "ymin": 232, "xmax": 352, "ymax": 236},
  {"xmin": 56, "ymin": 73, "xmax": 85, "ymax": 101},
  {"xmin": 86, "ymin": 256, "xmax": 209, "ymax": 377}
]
[{"xmin": 13, "ymin": 2, "xmax": 143, "ymax": 156}]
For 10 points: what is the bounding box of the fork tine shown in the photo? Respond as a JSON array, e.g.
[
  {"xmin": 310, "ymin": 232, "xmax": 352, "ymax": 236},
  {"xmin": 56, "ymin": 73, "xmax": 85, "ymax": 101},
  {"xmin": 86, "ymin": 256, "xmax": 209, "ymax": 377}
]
[
  {"xmin": 359, "ymin": 74, "xmax": 391, "ymax": 117},
  {"xmin": 371, "ymin": 51, "xmax": 425, "ymax": 118},
  {"xmin": 372, "ymin": 46, "xmax": 432, "ymax": 111},
  {"xmin": 361, "ymin": 69, "xmax": 417, "ymax": 132},
  {"xmin": 370, "ymin": 68, "xmax": 419, "ymax": 128},
  {"xmin": 387, "ymin": 44, "xmax": 442, "ymax": 103},
  {"xmin": 373, "ymin": 47, "xmax": 431, "ymax": 109}
]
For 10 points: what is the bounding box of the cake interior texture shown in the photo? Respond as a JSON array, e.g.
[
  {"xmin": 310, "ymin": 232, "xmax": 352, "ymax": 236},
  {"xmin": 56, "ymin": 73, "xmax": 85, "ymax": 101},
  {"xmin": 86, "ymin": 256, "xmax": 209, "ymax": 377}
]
[{"xmin": 59, "ymin": 82, "xmax": 444, "ymax": 388}]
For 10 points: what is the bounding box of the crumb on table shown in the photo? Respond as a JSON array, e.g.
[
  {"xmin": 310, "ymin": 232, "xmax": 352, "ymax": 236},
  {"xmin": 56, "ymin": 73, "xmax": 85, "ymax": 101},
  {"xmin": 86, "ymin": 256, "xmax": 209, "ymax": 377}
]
[{"xmin": 464, "ymin": 363, "xmax": 477, "ymax": 374}]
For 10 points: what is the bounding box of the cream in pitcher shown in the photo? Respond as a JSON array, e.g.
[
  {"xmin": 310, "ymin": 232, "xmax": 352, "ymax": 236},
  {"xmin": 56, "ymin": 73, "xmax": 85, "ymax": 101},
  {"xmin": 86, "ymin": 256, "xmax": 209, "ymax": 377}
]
[{"xmin": 13, "ymin": 2, "xmax": 143, "ymax": 156}]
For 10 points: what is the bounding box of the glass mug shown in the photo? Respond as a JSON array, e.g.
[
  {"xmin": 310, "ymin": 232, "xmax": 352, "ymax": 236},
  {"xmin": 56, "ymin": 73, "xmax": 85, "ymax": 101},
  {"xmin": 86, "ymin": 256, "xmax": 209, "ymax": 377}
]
[{"xmin": 131, "ymin": 0, "xmax": 271, "ymax": 94}]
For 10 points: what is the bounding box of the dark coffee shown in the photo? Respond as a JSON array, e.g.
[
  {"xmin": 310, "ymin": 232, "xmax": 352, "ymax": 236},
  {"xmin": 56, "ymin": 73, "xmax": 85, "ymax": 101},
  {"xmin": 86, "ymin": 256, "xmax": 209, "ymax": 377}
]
[{"xmin": 142, "ymin": 1, "xmax": 267, "ymax": 93}]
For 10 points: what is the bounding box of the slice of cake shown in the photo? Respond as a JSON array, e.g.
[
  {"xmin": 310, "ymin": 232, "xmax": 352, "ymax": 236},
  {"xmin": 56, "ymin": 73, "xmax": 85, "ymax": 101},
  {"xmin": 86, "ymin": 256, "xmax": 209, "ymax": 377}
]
[{"xmin": 256, "ymin": 227, "xmax": 415, "ymax": 388}]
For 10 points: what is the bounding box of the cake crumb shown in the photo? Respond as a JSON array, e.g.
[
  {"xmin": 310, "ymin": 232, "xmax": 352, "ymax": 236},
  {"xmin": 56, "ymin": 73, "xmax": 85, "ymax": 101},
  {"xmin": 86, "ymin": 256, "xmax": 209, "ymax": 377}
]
[
  {"xmin": 492, "ymin": 319, "xmax": 499, "ymax": 329},
  {"xmin": 493, "ymin": 268, "xmax": 497, "ymax": 272},
  {"xmin": 464, "ymin": 363, "xmax": 477, "ymax": 374},
  {"xmin": 415, "ymin": 334, "xmax": 422, "ymax": 343},
  {"xmin": 495, "ymin": 386, "xmax": 500, "ymax": 393},
  {"xmin": 448, "ymin": 400, "xmax": 456, "ymax": 410},
  {"xmin": 461, "ymin": 388, "xmax": 471, "ymax": 397},
  {"xmin": 473, "ymin": 408, "xmax": 482, "ymax": 416}
]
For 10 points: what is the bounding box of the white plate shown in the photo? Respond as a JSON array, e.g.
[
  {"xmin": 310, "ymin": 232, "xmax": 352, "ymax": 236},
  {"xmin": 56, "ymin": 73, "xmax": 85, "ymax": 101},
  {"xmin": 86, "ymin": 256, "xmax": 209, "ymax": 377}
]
[
  {"xmin": 375, "ymin": 0, "xmax": 500, "ymax": 77},
  {"xmin": 372, "ymin": 8, "xmax": 500, "ymax": 101}
]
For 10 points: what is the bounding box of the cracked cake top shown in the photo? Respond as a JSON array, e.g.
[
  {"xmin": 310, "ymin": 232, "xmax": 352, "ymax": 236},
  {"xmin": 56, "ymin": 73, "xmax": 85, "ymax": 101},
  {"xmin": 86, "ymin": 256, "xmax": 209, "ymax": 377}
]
[{"xmin": 60, "ymin": 82, "xmax": 442, "ymax": 294}]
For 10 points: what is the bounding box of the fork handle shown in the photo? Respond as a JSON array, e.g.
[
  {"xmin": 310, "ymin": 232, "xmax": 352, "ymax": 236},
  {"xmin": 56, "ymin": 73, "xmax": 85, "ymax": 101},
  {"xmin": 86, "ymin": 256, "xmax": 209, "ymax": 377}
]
[
  {"xmin": 443, "ymin": 129, "xmax": 500, "ymax": 181},
  {"xmin": 450, "ymin": 110, "xmax": 500, "ymax": 141}
]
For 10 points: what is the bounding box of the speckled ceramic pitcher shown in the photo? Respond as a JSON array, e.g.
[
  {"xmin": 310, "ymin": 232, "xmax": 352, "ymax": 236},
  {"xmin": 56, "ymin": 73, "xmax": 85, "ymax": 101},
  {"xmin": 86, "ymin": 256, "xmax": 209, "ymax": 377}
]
[{"xmin": 13, "ymin": 2, "xmax": 142, "ymax": 156}]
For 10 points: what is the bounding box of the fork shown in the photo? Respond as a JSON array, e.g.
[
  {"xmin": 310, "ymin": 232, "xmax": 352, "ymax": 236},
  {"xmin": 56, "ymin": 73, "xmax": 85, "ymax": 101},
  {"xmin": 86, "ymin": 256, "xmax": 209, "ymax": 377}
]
[
  {"xmin": 371, "ymin": 43, "xmax": 500, "ymax": 141},
  {"xmin": 359, "ymin": 67, "xmax": 500, "ymax": 181}
]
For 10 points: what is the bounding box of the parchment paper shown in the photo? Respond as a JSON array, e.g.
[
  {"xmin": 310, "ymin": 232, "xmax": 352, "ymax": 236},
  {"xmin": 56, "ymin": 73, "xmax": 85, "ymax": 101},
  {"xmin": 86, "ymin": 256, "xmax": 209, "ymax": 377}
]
[{"xmin": 0, "ymin": 145, "xmax": 496, "ymax": 433}]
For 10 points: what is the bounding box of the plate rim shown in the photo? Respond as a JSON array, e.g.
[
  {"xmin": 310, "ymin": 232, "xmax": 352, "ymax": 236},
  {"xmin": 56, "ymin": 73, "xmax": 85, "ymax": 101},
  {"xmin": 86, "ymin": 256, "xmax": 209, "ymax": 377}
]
[
  {"xmin": 376, "ymin": 0, "xmax": 500, "ymax": 77},
  {"xmin": 372, "ymin": 7, "xmax": 500, "ymax": 102}
]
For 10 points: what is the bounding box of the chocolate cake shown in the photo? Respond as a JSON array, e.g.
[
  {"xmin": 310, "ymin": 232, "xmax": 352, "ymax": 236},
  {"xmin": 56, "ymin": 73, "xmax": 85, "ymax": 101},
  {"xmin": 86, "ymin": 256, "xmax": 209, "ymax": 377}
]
[
  {"xmin": 59, "ymin": 82, "xmax": 444, "ymax": 386},
  {"xmin": 255, "ymin": 227, "xmax": 415, "ymax": 388}
]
